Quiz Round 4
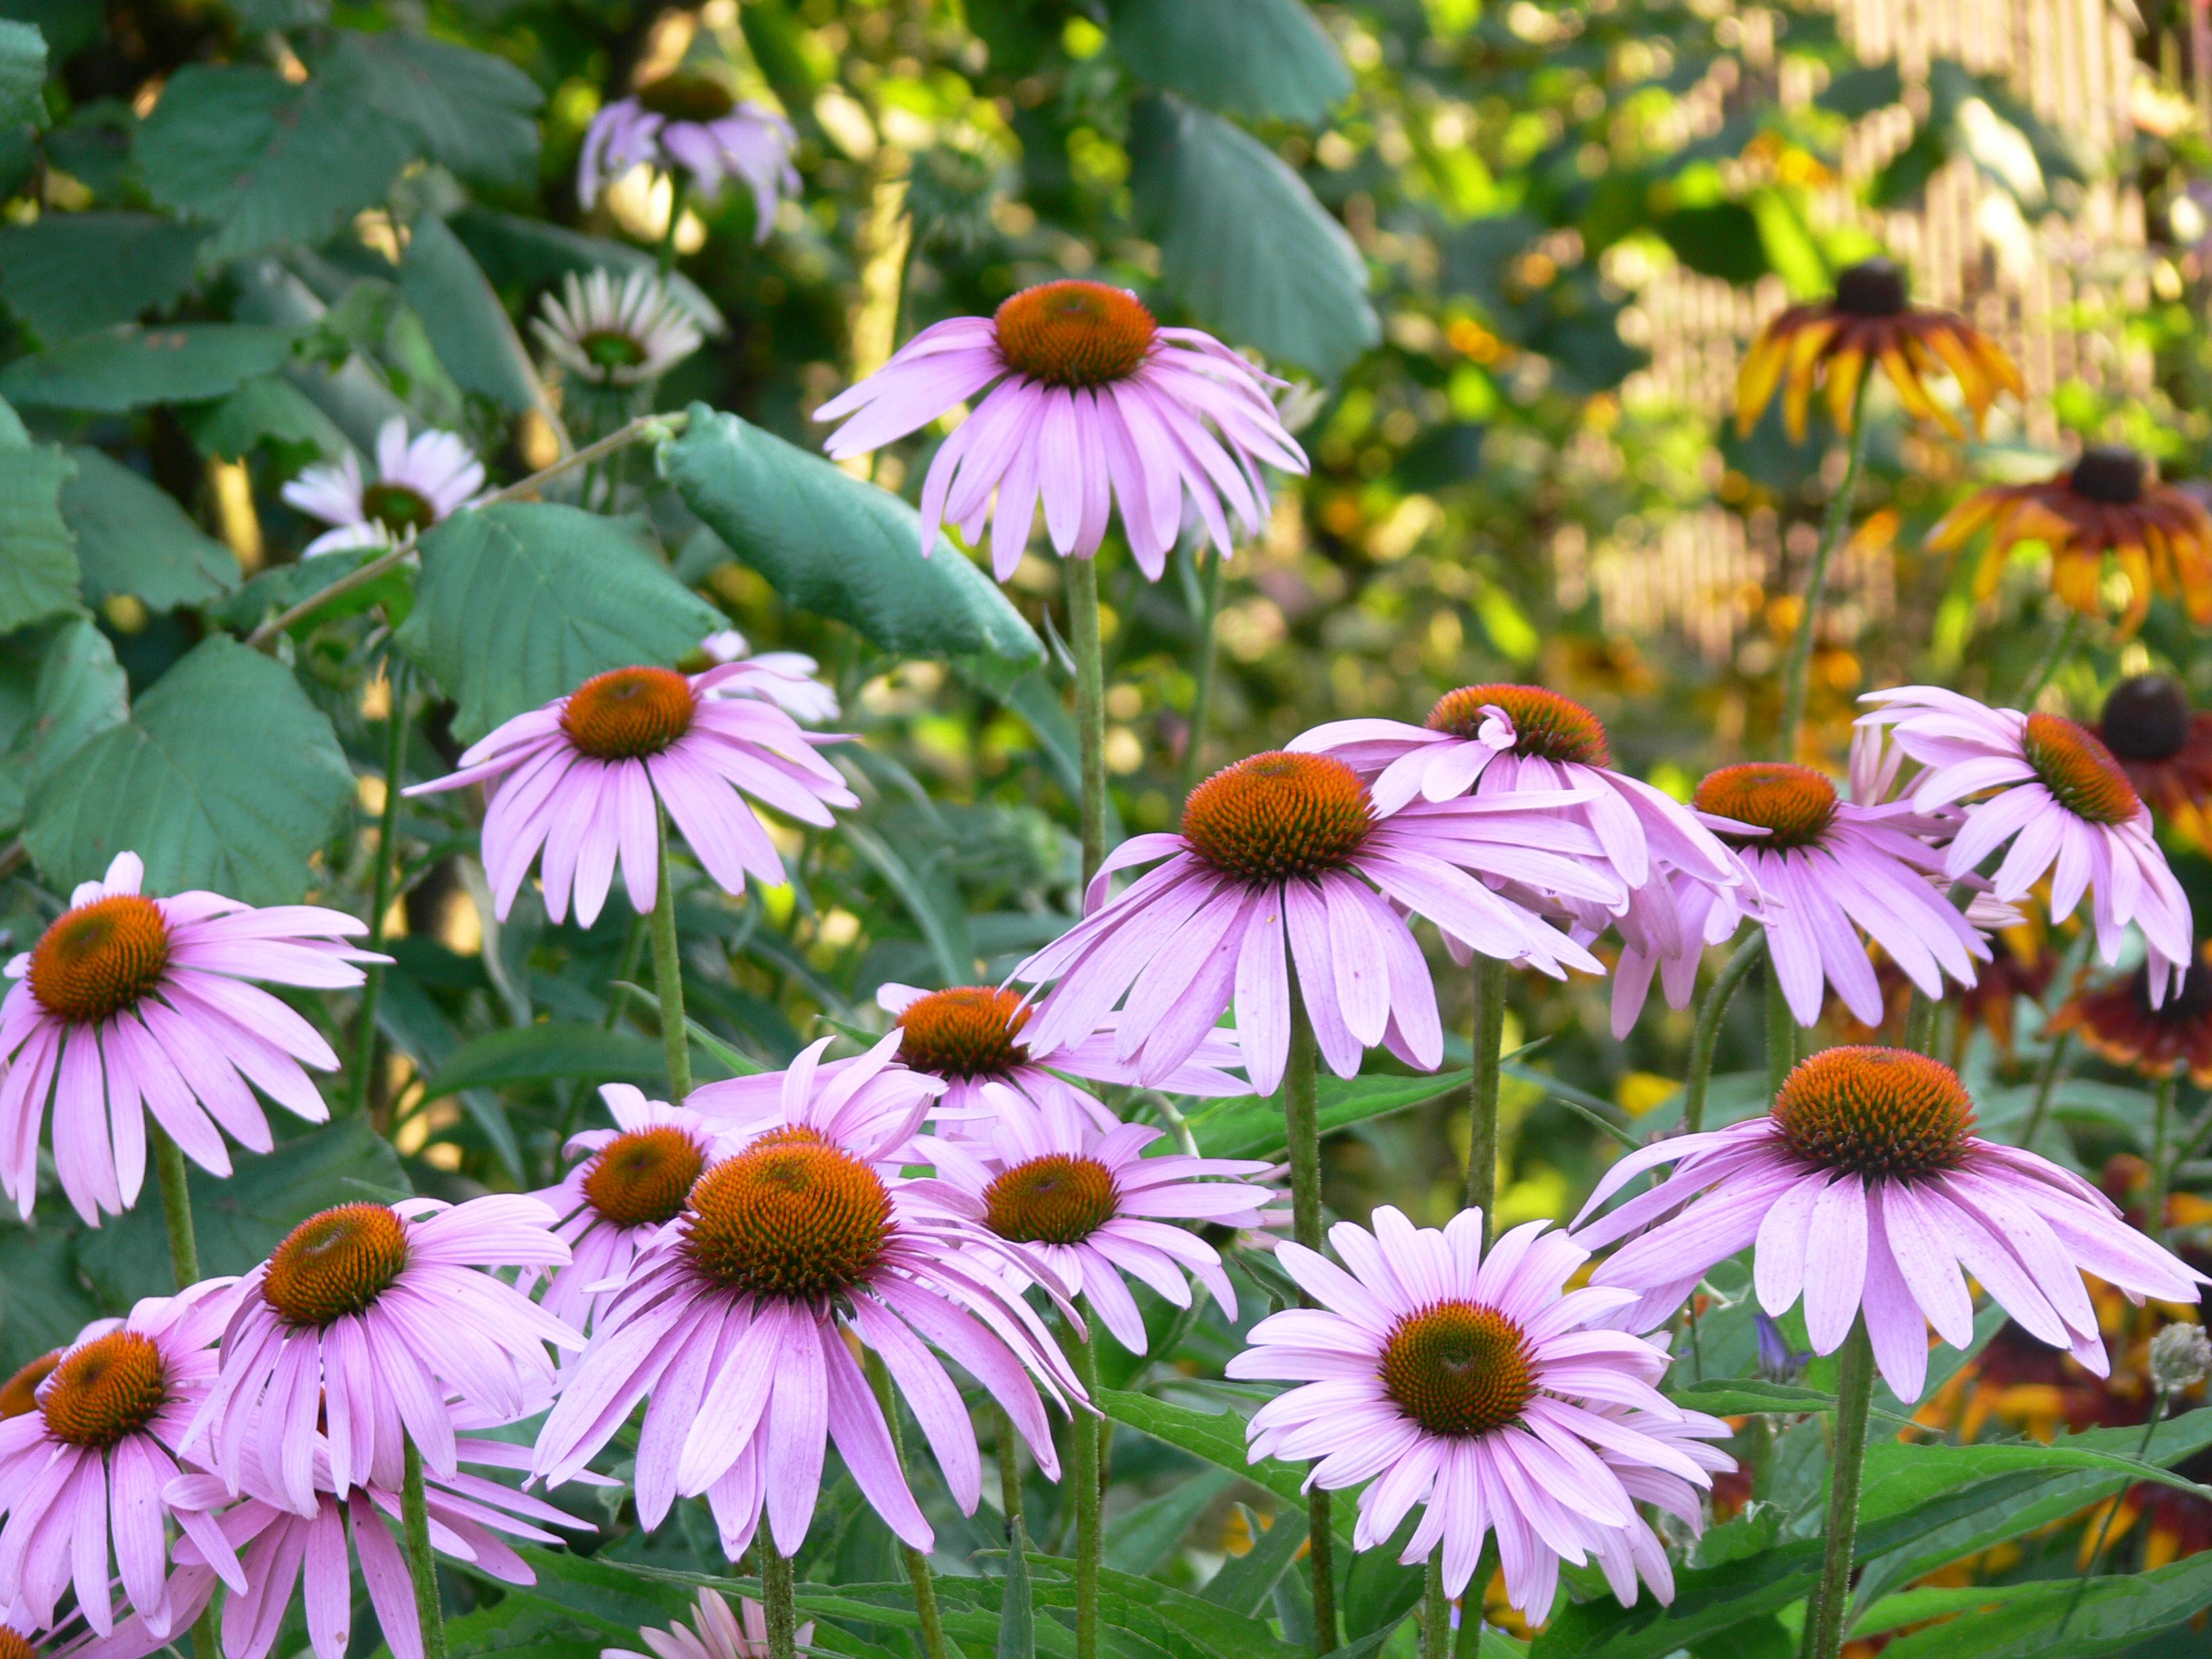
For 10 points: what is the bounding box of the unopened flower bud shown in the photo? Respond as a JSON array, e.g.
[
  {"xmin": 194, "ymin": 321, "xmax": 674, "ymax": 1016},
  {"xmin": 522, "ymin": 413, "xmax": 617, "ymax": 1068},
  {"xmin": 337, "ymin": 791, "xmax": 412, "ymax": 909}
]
[{"xmin": 2150, "ymin": 1322, "xmax": 2212, "ymax": 1393}]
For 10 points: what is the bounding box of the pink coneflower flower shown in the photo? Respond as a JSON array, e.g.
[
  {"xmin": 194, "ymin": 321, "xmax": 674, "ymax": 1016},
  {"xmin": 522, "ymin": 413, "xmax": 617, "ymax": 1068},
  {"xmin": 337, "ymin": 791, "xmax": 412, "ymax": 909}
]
[
  {"xmin": 698, "ymin": 631, "xmax": 840, "ymax": 724},
  {"xmin": 1860, "ymin": 686, "xmax": 2194, "ymax": 1000},
  {"xmin": 281, "ymin": 417, "xmax": 483, "ymax": 558},
  {"xmin": 0, "ymin": 853, "xmax": 381, "ymax": 1225},
  {"xmin": 1012, "ymin": 751, "xmax": 1618, "ymax": 1096},
  {"xmin": 914, "ymin": 1084, "xmax": 1275, "ymax": 1353},
  {"xmin": 187, "ymin": 1196, "xmax": 580, "ymax": 1516},
  {"xmin": 528, "ymin": 1086, "xmax": 729, "ymax": 1332},
  {"xmin": 535, "ymin": 1034, "xmax": 1081, "ymax": 1561},
  {"xmin": 0, "ymin": 1283, "xmax": 245, "ymax": 1639},
  {"xmin": 578, "ymin": 73, "xmax": 797, "ymax": 241},
  {"xmin": 814, "ymin": 279, "xmax": 1308, "ymax": 579},
  {"xmin": 1572, "ymin": 1047, "xmax": 2207, "ymax": 1400},
  {"xmin": 533, "ymin": 268, "xmax": 703, "ymax": 388},
  {"xmin": 1227, "ymin": 1207, "xmax": 1732, "ymax": 1615},
  {"xmin": 1584, "ymin": 1404, "xmax": 1736, "ymax": 1608},
  {"xmin": 605, "ymin": 1588, "xmax": 811, "ymax": 1659},
  {"xmin": 403, "ymin": 663, "xmax": 858, "ymax": 926}
]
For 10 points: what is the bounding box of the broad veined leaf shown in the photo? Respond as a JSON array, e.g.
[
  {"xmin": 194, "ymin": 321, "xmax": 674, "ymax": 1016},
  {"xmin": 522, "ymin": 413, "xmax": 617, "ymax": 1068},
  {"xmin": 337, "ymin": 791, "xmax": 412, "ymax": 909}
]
[
  {"xmin": 1107, "ymin": 0, "xmax": 1350, "ymax": 124},
  {"xmin": 61, "ymin": 447, "xmax": 238, "ymax": 609},
  {"xmin": 0, "ymin": 213, "xmax": 207, "ymax": 343},
  {"xmin": 419, "ymin": 1024, "xmax": 668, "ymax": 1099},
  {"xmin": 1200, "ymin": 1504, "xmax": 1305, "ymax": 1616},
  {"xmin": 394, "ymin": 501, "xmax": 721, "ymax": 741},
  {"xmin": 0, "ymin": 1220, "xmax": 101, "ymax": 1376},
  {"xmin": 840, "ymin": 821, "xmax": 977, "ymax": 986},
  {"xmin": 0, "ymin": 613, "xmax": 125, "ymax": 834},
  {"xmin": 0, "ymin": 17, "xmax": 41, "ymax": 133},
  {"xmin": 447, "ymin": 205, "xmax": 726, "ymax": 335},
  {"xmin": 1106, "ymin": 1469, "xmax": 1236, "ymax": 1575},
  {"xmin": 1128, "ymin": 94, "xmax": 1378, "ymax": 382},
  {"xmin": 1021, "ymin": 1555, "xmax": 1309, "ymax": 1659},
  {"xmin": 0, "ymin": 323, "xmax": 300, "ymax": 412},
  {"xmin": 22, "ymin": 634, "xmax": 354, "ymax": 903},
  {"xmin": 180, "ymin": 375, "xmax": 351, "ymax": 463},
  {"xmin": 1861, "ymin": 1547, "xmax": 2212, "ymax": 1658},
  {"xmin": 399, "ymin": 211, "xmax": 548, "ymax": 415},
  {"xmin": 999, "ymin": 1514, "xmax": 1038, "ymax": 1659},
  {"xmin": 1858, "ymin": 1416, "xmax": 2212, "ymax": 1521},
  {"xmin": 1191, "ymin": 1069, "xmax": 1472, "ymax": 1162},
  {"xmin": 663, "ymin": 405, "xmax": 1045, "ymax": 691},
  {"xmin": 321, "ymin": 31, "xmax": 543, "ymax": 192},
  {"xmin": 1100, "ymin": 1388, "xmax": 1355, "ymax": 1545},
  {"xmin": 138, "ymin": 64, "xmax": 413, "ymax": 260},
  {"xmin": 0, "ymin": 438, "xmax": 77, "ymax": 631},
  {"xmin": 390, "ymin": 1595, "xmax": 605, "ymax": 1659}
]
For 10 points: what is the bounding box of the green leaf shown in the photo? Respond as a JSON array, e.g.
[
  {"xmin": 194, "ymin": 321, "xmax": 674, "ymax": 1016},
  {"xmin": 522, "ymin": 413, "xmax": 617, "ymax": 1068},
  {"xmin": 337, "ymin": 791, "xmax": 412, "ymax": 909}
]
[
  {"xmin": 0, "ymin": 17, "xmax": 41, "ymax": 132},
  {"xmin": 1191, "ymin": 1070, "xmax": 1471, "ymax": 1163},
  {"xmin": 60, "ymin": 447, "xmax": 238, "ymax": 610},
  {"xmin": 23, "ymin": 634, "xmax": 353, "ymax": 903},
  {"xmin": 1657, "ymin": 201, "xmax": 1766, "ymax": 284},
  {"xmin": 1816, "ymin": 62, "xmax": 1903, "ymax": 119},
  {"xmin": 1201, "ymin": 1504, "xmax": 1305, "ymax": 1616},
  {"xmin": 1668, "ymin": 1378, "xmax": 1837, "ymax": 1417},
  {"xmin": 1857, "ymin": 1418, "xmax": 2212, "ymax": 1519},
  {"xmin": 403, "ymin": 1595, "xmax": 606, "ymax": 1659},
  {"xmin": 180, "ymin": 375, "xmax": 350, "ymax": 464},
  {"xmin": 1000, "ymin": 1515, "xmax": 1038, "ymax": 1659},
  {"xmin": 447, "ymin": 205, "xmax": 726, "ymax": 337},
  {"xmin": 399, "ymin": 212, "xmax": 548, "ymax": 415},
  {"xmin": 1862, "ymin": 1549, "xmax": 2212, "ymax": 1658},
  {"xmin": 1107, "ymin": 1469, "xmax": 1235, "ymax": 1575},
  {"xmin": 1107, "ymin": 0, "xmax": 1350, "ymax": 124},
  {"xmin": 0, "ymin": 323, "xmax": 300, "ymax": 412},
  {"xmin": 0, "ymin": 213, "xmax": 207, "ymax": 343},
  {"xmin": 420, "ymin": 1024, "xmax": 668, "ymax": 1099},
  {"xmin": 395, "ymin": 501, "xmax": 721, "ymax": 741},
  {"xmin": 1129, "ymin": 94, "xmax": 1378, "ymax": 382},
  {"xmin": 841, "ymin": 821, "xmax": 977, "ymax": 986},
  {"xmin": 1100, "ymin": 1389, "xmax": 1353, "ymax": 1545},
  {"xmin": 0, "ymin": 1218, "xmax": 100, "ymax": 1374},
  {"xmin": 664, "ymin": 405, "xmax": 1044, "ymax": 691},
  {"xmin": 0, "ymin": 440, "xmax": 77, "ymax": 631},
  {"xmin": 77, "ymin": 1116, "xmax": 411, "ymax": 1308},
  {"xmin": 138, "ymin": 64, "xmax": 413, "ymax": 260},
  {"xmin": 0, "ymin": 613, "xmax": 125, "ymax": 833},
  {"xmin": 323, "ymin": 32, "xmax": 542, "ymax": 191}
]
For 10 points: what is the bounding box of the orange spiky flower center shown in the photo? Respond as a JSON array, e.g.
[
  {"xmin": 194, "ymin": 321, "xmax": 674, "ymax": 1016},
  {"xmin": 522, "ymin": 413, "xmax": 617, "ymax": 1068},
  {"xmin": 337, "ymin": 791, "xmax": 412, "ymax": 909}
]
[
  {"xmin": 0, "ymin": 1629, "xmax": 35, "ymax": 1659},
  {"xmin": 1834, "ymin": 257, "xmax": 1908, "ymax": 318},
  {"xmin": 583, "ymin": 1125, "xmax": 707, "ymax": 1229},
  {"xmin": 361, "ymin": 482, "xmax": 438, "ymax": 536},
  {"xmin": 1427, "ymin": 684, "xmax": 1612, "ymax": 768},
  {"xmin": 28, "ymin": 894, "xmax": 171, "ymax": 1024},
  {"xmin": 562, "ymin": 666, "xmax": 697, "ymax": 761},
  {"xmin": 686, "ymin": 1133, "xmax": 893, "ymax": 1300},
  {"xmin": 983, "ymin": 1154, "xmax": 1120, "ymax": 1246},
  {"xmin": 0, "ymin": 1352, "xmax": 58, "ymax": 1421},
  {"xmin": 262, "ymin": 1204, "xmax": 411, "ymax": 1328},
  {"xmin": 635, "ymin": 70, "xmax": 737, "ymax": 123},
  {"xmin": 2022, "ymin": 713, "xmax": 2140, "ymax": 826},
  {"xmin": 2070, "ymin": 445, "xmax": 2145, "ymax": 507},
  {"xmin": 2100, "ymin": 675, "xmax": 2193, "ymax": 763},
  {"xmin": 1694, "ymin": 762, "xmax": 1840, "ymax": 851},
  {"xmin": 1379, "ymin": 1301, "xmax": 1536, "ymax": 1439},
  {"xmin": 1181, "ymin": 752, "xmax": 1374, "ymax": 882},
  {"xmin": 896, "ymin": 987, "xmax": 1032, "ymax": 1078},
  {"xmin": 39, "ymin": 1332, "xmax": 167, "ymax": 1449},
  {"xmin": 993, "ymin": 281, "xmax": 1158, "ymax": 389},
  {"xmin": 1771, "ymin": 1046, "xmax": 1977, "ymax": 1180}
]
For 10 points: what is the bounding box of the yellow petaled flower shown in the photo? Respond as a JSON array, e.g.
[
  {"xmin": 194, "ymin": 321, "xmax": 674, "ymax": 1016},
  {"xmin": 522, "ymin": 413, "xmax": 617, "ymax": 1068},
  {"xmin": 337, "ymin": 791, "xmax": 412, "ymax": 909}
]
[
  {"xmin": 1735, "ymin": 258, "xmax": 2022, "ymax": 441},
  {"xmin": 1927, "ymin": 445, "xmax": 2212, "ymax": 633}
]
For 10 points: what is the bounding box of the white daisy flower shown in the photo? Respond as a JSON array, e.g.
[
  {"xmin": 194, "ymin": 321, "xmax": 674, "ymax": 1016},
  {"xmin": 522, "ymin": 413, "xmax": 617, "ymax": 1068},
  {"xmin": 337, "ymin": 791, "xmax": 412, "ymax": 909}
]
[
  {"xmin": 533, "ymin": 268, "xmax": 705, "ymax": 388},
  {"xmin": 280, "ymin": 417, "xmax": 485, "ymax": 557}
]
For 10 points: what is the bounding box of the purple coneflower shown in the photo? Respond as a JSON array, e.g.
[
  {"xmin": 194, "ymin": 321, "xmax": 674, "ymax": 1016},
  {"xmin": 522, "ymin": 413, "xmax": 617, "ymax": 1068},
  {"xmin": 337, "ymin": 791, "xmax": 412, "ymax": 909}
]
[
  {"xmin": 0, "ymin": 1283, "xmax": 245, "ymax": 1639},
  {"xmin": 1861, "ymin": 686, "xmax": 2195, "ymax": 1000},
  {"xmin": 1012, "ymin": 750, "xmax": 1618, "ymax": 1095},
  {"xmin": 698, "ymin": 631, "xmax": 840, "ymax": 724},
  {"xmin": 606, "ymin": 1589, "xmax": 809, "ymax": 1659},
  {"xmin": 0, "ymin": 853, "xmax": 382, "ymax": 1224},
  {"xmin": 534, "ymin": 1034, "xmax": 1082, "ymax": 1561},
  {"xmin": 281, "ymin": 417, "xmax": 483, "ymax": 557},
  {"xmin": 578, "ymin": 72, "xmax": 798, "ymax": 240},
  {"xmin": 1572, "ymin": 1046, "xmax": 2207, "ymax": 1400},
  {"xmin": 815, "ymin": 280, "xmax": 1307, "ymax": 579},
  {"xmin": 1227, "ymin": 1207, "xmax": 1732, "ymax": 1615},
  {"xmin": 915, "ymin": 1083, "xmax": 1275, "ymax": 1352},
  {"xmin": 404, "ymin": 663, "xmax": 857, "ymax": 926},
  {"xmin": 527, "ymin": 1086, "xmax": 729, "ymax": 1332},
  {"xmin": 188, "ymin": 1195, "xmax": 579, "ymax": 1515}
]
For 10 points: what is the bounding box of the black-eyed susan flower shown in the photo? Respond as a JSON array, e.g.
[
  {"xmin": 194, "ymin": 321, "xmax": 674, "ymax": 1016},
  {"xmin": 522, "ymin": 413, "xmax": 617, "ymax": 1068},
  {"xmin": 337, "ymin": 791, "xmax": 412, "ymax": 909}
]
[
  {"xmin": 2097, "ymin": 674, "xmax": 2212, "ymax": 848},
  {"xmin": 2049, "ymin": 956, "xmax": 2212, "ymax": 1086}
]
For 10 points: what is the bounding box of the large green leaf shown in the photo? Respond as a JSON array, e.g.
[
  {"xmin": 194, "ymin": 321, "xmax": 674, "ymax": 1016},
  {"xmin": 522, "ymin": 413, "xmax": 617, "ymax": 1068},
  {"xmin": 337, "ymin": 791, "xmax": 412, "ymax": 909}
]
[
  {"xmin": 0, "ymin": 213, "xmax": 207, "ymax": 342},
  {"xmin": 0, "ymin": 613, "xmax": 125, "ymax": 834},
  {"xmin": 0, "ymin": 1220, "xmax": 100, "ymax": 1374},
  {"xmin": 394, "ymin": 1595, "xmax": 605, "ymax": 1659},
  {"xmin": 1100, "ymin": 1388, "xmax": 1353, "ymax": 1545},
  {"xmin": 1190, "ymin": 1069, "xmax": 1471, "ymax": 1162},
  {"xmin": 0, "ymin": 323, "xmax": 300, "ymax": 411},
  {"xmin": 421, "ymin": 1024, "xmax": 668, "ymax": 1099},
  {"xmin": 0, "ymin": 439, "xmax": 77, "ymax": 631},
  {"xmin": 77, "ymin": 1116, "xmax": 410, "ymax": 1308},
  {"xmin": 181, "ymin": 375, "xmax": 351, "ymax": 464},
  {"xmin": 61, "ymin": 447, "xmax": 238, "ymax": 609},
  {"xmin": 395, "ymin": 501, "xmax": 721, "ymax": 741},
  {"xmin": 1107, "ymin": 0, "xmax": 1349, "ymax": 124},
  {"xmin": 0, "ymin": 17, "xmax": 41, "ymax": 133},
  {"xmin": 1856, "ymin": 1416, "xmax": 2212, "ymax": 1519},
  {"xmin": 1107, "ymin": 1469, "xmax": 1235, "ymax": 1575},
  {"xmin": 138, "ymin": 64, "xmax": 413, "ymax": 260},
  {"xmin": 22, "ymin": 634, "xmax": 354, "ymax": 903},
  {"xmin": 1861, "ymin": 1549, "xmax": 2212, "ymax": 1658},
  {"xmin": 322, "ymin": 31, "xmax": 542, "ymax": 191},
  {"xmin": 664, "ymin": 405, "xmax": 1044, "ymax": 690},
  {"xmin": 1129, "ymin": 95, "xmax": 1377, "ymax": 382},
  {"xmin": 400, "ymin": 212, "xmax": 548, "ymax": 415},
  {"xmin": 447, "ymin": 205, "xmax": 725, "ymax": 335}
]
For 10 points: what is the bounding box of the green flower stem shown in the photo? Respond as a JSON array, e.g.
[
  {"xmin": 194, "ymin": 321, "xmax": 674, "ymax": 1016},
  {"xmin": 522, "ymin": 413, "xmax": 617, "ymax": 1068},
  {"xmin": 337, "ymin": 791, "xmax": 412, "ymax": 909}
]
[
  {"xmin": 863, "ymin": 1349, "xmax": 950, "ymax": 1659},
  {"xmin": 152, "ymin": 1124, "xmax": 200, "ymax": 1288},
  {"xmin": 1068, "ymin": 556, "xmax": 1109, "ymax": 884},
  {"xmin": 762, "ymin": 1545, "xmax": 800, "ymax": 1659},
  {"xmin": 1776, "ymin": 381, "xmax": 1870, "ymax": 760},
  {"xmin": 657, "ymin": 176, "xmax": 689, "ymax": 278},
  {"xmin": 401, "ymin": 1437, "xmax": 450, "ymax": 1659},
  {"xmin": 2020, "ymin": 610, "xmax": 2083, "ymax": 707},
  {"xmin": 1063, "ymin": 1312, "xmax": 1104, "ymax": 1659},
  {"xmin": 993, "ymin": 1402, "xmax": 1025, "ymax": 1533},
  {"xmin": 1902, "ymin": 988, "xmax": 1936, "ymax": 1057},
  {"xmin": 1451, "ymin": 1541, "xmax": 1496, "ymax": 1659},
  {"xmin": 2058, "ymin": 1392, "xmax": 2166, "ymax": 1635},
  {"xmin": 1765, "ymin": 964, "xmax": 1798, "ymax": 1101},
  {"xmin": 349, "ymin": 657, "xmax": 409, "ymax": 1118},
  {"xmin": 1685, "ymin": 933, "xmax": 1765, "ymax": 1133},
  {"xmin": 1466, "ymin": 956, "xmax": 1508, "ymax": 1235},
  {"xmin": 1284, "ymin": 996, "xmax": 1338, "ymax": 1656},
  {"xmin": 2148, "ymin": 1070, "xmax": 2177, "ymax": 1249},
  {"xmin": 1421, "ymin": 1550, "xmax": 1450, "ymax": 1659},
  {"xmin": 602, "ymin": 912, "xmax": 647, "ymax": 1032},
  {"xmin": 1181, "ymin": 548, "xmax": 1229, "ymax": 796},
  {"xmin": 2018, "ymin": 1030, "xmax": 2072, "ymax": 1147},
  {"xmin": 1804, "ymin": 1318, "xmax": 1875, "ymax": 1659},
  {"xmin": 649, "ymin": 809, "xmax": 693, "ymax": 1104}
]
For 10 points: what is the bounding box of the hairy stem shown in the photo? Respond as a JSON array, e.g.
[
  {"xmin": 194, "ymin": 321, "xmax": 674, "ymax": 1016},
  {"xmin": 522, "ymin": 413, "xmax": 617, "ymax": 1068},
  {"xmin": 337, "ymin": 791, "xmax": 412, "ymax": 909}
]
[
  {"xmin": 1284, "ymin": 996, "xmax": 1338, "ymax": 1655},
  {"xmin": 601, "ymin": 911, "xmax": 648, "ymax": 1033},
  {"xmin": 649, "ymin": 808, "xmax": 693, "ymax": 1104},
  {"xmin": 863, "ymin": 1350, "xmax": 949, "ymax": 1659},
  {"xmin": 993, "ymin": 1401, "xmax": 1025, "ymax": 1533},
  {"xmin": 2019, "ymin": 1030, "xmax": 2072, "ymax": 1147},
  {"xmin": 1068, "ymin": 555, "xmax": 1109, "ymax": 884},
  {"xmin": 151, "ymin": 1125, "xmax": 201, "ymax": 1289},
  {"xmin": 1451, "ymin": 1541, "xmax": 1496, "ymax": 1659},
  {"xmin": 1421, "ymin": 1551, "xmax": 1451, "ymax": 1659},
  {"xmin": 1805, "ymin": 1319, "xmax": 1875, "ymax": 1659},
  {"xmin": 1465, "ymin": 957, "xmax": 1508, "ymax": 1236},
  {"xmin": 1685, "ymin": 933, "xmax": 1765, "ymax": 1133},
  {"xmin": 349, "ymin": 657, "xmax": 409, "ymax": 1117},
  {"xmin": 1764, "ymin": 962, "xmax": 1798, "ymax": 1101},
  {"xmin": 762, "ymin": 1545, "xmax": 800, "ymax": 1659},
  {"xmin": 2058, "ymin": 1395, "xmax": 2165, "ymax": 1634},
  {"xmin": 401, "ymin": 1438, "xmax": 450, "ymax": 1659},
  {"xmin": 1181, "ymin": 548, "xmax": 1229, "ymax": 796},
  {"xmin": 1776, "ymin": 382, "xmax": 1870, "ymax": 758},
  {"xmin": 1065, "ymin": 1313, "xmax": 1103, "ymax": 1659}
]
